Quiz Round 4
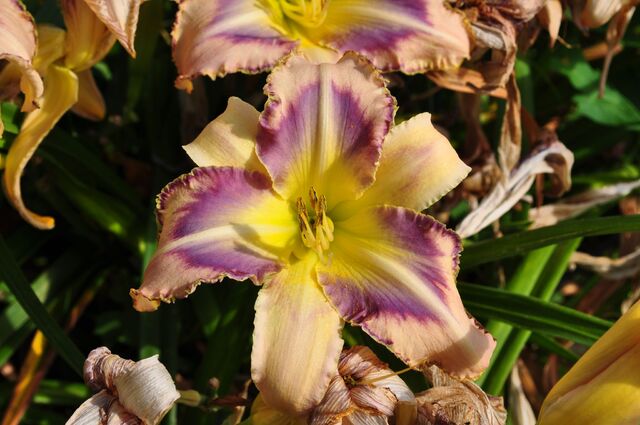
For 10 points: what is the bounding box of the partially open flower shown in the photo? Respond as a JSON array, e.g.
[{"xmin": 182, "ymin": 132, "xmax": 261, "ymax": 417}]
[
  {"xmin": 66, "ymin": 347, "xmax": 180, "ymax": 425},
  {"xmin": 0, "ymin": 0, "xmax": 143, "ymax": 230}
]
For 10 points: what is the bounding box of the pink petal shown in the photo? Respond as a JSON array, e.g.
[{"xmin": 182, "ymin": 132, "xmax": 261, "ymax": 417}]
[
  {"xmin": 171, "ymin": 0, "xmax": 297, "ymax": 91},
  {"xmin": 131, "ymin": 167, "xmax": 297, "ymax": 311},
  {"xmin": 317, "ymin": 206, "xmax": 495, "ymax": 378},
  {"xmin": 256, "ymin": 52, "xmax": 394, "ymax": 207}
]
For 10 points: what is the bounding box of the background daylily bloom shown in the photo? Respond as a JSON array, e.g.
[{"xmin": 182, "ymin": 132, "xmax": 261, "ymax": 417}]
[
  {"xmin": 171, "ymin": 0, "xmax": 471, "ymax": 91},
  {"xmin": 0, "ymin": 0, "xmax": 44, "ymax": 136},
  {"xmin": 571, "ymin": 0, "xmax": 637, "ymax": 28},
  {"xmin": 131, "ymin": 52, "xmax": 495, "ymax": 415},
  {"xmin": 66, "ymin": 347, "xmax": 180, "ymax": 425},
  {"xmin": 538, "ymin": 300, "xmax": 640, "ymax": 425},
  {"xmin": 0, "ymin": 0, "xmax": 141, "ymax": 229}
]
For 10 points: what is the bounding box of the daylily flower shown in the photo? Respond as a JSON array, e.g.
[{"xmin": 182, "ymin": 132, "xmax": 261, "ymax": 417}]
[
  {"xmin": 0, "ymin": 0, "xmax": 141, "ymax": 229},
  {"xmin": 171, "ymin": 0, "xmax": 471, "ymax": 91},
  {"xmin": 0, "ymin": 0, "xmax": 44, "ymax": 137},
  {"xmin": 66, "ymin": 347, "xmax": 180, "ymax": 425},
  {"xmin": 131, "ymin": 52, "xmax": 495, "ymax": 415},
  {"xmin": 538, "ymin": 300, "xmax": 640, "ymax": 425}
]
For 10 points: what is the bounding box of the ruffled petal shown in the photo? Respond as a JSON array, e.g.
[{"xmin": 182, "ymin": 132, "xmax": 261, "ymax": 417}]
[
  {"xmin": 257, "ymin": 53, "xmax": 394, "ymax": 206},
  {"xmin": 80, "ymin": 0, "xmax": 142, "ymax": 57},
  {"xmin": 61, "ymin": 0, "xmax": 116, "ymax": 72},
  {"xmin": 171, "ymin": 0, "xmax": 297, "ymax": 91},
  {"xmin": 3, "ymin": 65, "xmax": 79, "ymax": 230},
  {"xmin": 183, "ymin": 97, "xmax": 265, "ymax": 173},
  {"xmin": 252, "ymin": 254, "xmax": 344, "ymax": 414},
  {"xmin": 317, "ymin": 0, "xmax": 470, "ymax": 73},
  {"xmin": 131, "ymin": 167, "xmax": 297, "ymax": 311},
  {"xmin": 70, "ymin": 69, "xmax": 105, "ymax": 120},
  {"xmin": 538, "ymin": 301, "xmax": 640, "ymax": 425},
  {"xmin": 0, "ymin": 0, "xmax": 43, "ymax": 112},
  {"xmin": 335, "ymin": 113, "xmax": 470, "ymax": 218},
  {"xmin": 317, "ymin": 206, "xmax": 495, "ymax": 378}
]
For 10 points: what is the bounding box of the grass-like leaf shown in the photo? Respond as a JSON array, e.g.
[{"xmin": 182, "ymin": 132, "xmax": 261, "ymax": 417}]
[
  {"xmin": 0, "ymin": 236, "xmax": 85, "ymax": 376},
  {"xmin": 461, "ymin": 215, "xmax": 640, "ymax": 267},
  {"xmin": 459, "ymin": 283, "xmax": 612, "ymax": 344}
]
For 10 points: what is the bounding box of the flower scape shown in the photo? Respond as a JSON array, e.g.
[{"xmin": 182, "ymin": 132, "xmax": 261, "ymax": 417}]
[{"xmin": 0, "ymin": 1, "xmax": 639, "ymax": 425}]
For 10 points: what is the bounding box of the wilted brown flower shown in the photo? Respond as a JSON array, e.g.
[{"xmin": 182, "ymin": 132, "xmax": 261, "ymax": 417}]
[{"xmin": 66, "ymin": 347, "xmax": 180, "ymax": 425}]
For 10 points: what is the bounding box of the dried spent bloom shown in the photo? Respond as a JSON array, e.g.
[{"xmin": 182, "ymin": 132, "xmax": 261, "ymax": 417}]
[
  {"xmin": 66, "ymin": 347, "xmax": 180, "ymax": 425},
  {"xmin": 415, "ymin": 366, "xmax": 506, "ymax": 425},
  {"xmin": 0, "ymin": 0, "xmax": 142, "ymax": 229},
  {"xmin": 538, "ymin": 301, "xmax": 640, "ymax": 425},
  {"xmin": 310, "ymin": 346, "xmax": 416, "ymax": 425},
  {"xmin": 171, "ymin": 0, "xmax": 470, "ymax": 91},
  {"xmin": 131, "ymin": 52, "xmax": 495, "ymax": 416}
]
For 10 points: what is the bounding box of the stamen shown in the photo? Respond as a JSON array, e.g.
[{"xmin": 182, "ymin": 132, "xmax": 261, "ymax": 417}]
[
  {"xmin": 278, "ymin": 0, "xmax": 329, "ymax": 28},
  {"xmin": 296, "ymin": 188, "xmax": 334, "ymax": 261}
]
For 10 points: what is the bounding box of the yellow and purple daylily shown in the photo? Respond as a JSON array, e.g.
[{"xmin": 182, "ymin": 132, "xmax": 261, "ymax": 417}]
[
  {"xmin": 171, "ymin": 0, "xmax": 471, "ymax": 91},
  {"xmin": 131, "ymin": 52, "xmax": 495, "ymax": 416},
  {"xmin": 538, "ymin": 300, "xmax": 640, "ymax": 425},
  {"xmin": 0, "ymin": 0, "xmax": 141, "ymax": 229}
]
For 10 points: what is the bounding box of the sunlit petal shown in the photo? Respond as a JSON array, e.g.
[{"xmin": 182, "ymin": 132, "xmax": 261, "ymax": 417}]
[
  {"xmin": 81, "ymin": 0, "xmax": 142, "ymax": 57},
  {"xmin": 317, "ymin": 0, "xmax": 470, "ymax": 73},
  {"xmin": 252, "ymin": 253, "xmax": 344, "ymax": 414},
  {"xmin": 335, "ymin": 113, "xmax": 470, "ymax": 218},
  {"xmin": 70, "ymin": 69, "xmax": 105, "ymax": 120},
  {"xmin": 317, "ymin": 206, "xmax": 495, "ymax": 378},
  {"xmin": 131, "ymin": 167, "xmax": 297, "ymax": 311},
  {"xmin": 183, "ymin": 97, "xmax": 265, "ymax": 173},
  {"xmin": 0, "ymin": 1, "xmax": 43, "ymax": 112},
  {"xmin": 171, "ymin": 0, "xmax": 297, "ymax": 91},
  {"xmin": 62, "ymin": 0, "xmax": 116, "ymax": 71},
  {"xmin": 3, "ymin": 65, "xmax": 79, "ymax": 230},
  {"xmin": 257, "ymin": 53, "xmax": 394, "ymax": 206},
  {"xmin": 538, "ymin": 301, "xmax": 640, "ymax": 425}
]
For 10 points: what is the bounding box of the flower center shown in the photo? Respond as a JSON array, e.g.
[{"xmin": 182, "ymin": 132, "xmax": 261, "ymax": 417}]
[
  {"xmin": 278, "ymin": 0, "xmax": 328, "ymax": 28},
  {"xmin": 258, "ymin": 0, "xmax": 329, "ymax": 33},
  {"xmin": 296, "ymin": 187, "xmax": 334, "ymax": 260}
]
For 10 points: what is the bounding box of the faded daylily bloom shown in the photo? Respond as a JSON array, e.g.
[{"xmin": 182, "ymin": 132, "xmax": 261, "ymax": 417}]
[
  {"xmin": 416, "ymin": 366, "xmax": 506, "ymax": 425},
  {"xmin": 0, "ymin": 0, "xmax": 43, "ymax": 136},
  {"xmin": 171, "ymin": 0, "xmax": 470, "ymax": 91},
  {"xmin": 131, "ymin": 52, "xmax": 495, "ymax": 415},
  {"xmin": 538, "ymin": 301, "xmax": 640, "ymax": 425},
  {"xmin": 0, "ymin": 0, "xmax": 142, "ymax": 229},
  {"xmin": 310, "ymin": 346, "xmax": 416, "ymax": 425},
  {"xmin": 66, "ymin": 347, "xmax": 180, "ymax": 425},
  {"xmin": 248, "ymin": 345, "xmax": 415, "ymax": 425}
]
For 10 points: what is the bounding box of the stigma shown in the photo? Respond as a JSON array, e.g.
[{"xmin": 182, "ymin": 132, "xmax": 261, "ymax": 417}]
[{"xmin": 296, "ymin": 187, "xmax": 334, "ymax": 261}]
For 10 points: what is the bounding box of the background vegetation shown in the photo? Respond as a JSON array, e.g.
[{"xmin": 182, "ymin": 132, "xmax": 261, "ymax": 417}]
[{"xmin": 1, "ymin": 1, "xmax": 639, "ymax": 423}]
